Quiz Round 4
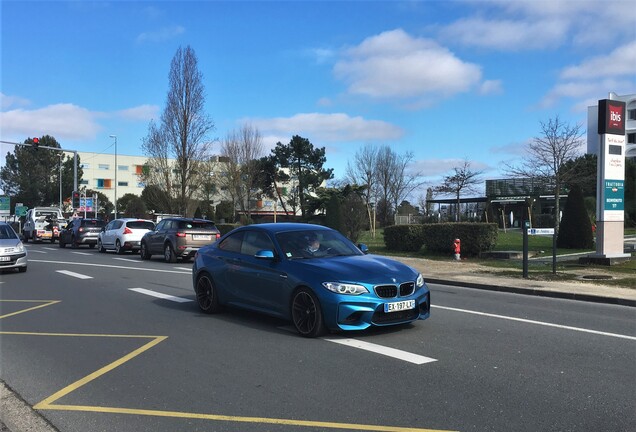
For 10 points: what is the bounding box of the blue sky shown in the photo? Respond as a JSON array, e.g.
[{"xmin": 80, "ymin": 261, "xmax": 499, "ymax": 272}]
[{"xmin": 2, "ymin": 0, "xmax": 635, "ymax": 198}]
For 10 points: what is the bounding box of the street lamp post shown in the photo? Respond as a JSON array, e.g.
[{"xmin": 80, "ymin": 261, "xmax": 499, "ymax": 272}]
[{"xmin": 109, "ymin": 135, "xmax": 117, "ymax": 219}]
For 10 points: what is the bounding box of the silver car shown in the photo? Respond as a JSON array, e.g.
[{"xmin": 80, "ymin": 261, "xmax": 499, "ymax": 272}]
[
  {"xmin": 0, "ymin": 222, "xmax": 27, "ymax": 273},
  {"xmin": 98, "ymin": 218, "xmax": 155, "ymax": 254}
]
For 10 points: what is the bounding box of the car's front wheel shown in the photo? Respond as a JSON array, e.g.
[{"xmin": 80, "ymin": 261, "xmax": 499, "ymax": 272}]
[
  {"xmin": 98, "ymin": 239, "xmax": 106, "ymax": 253},
  {"xmin": 195, "ymin": 273, "xmax": 221, "ymax": 314},
  {"xmin": 291, "ymin": 287, "xmax": 326, "ymax": 338}
]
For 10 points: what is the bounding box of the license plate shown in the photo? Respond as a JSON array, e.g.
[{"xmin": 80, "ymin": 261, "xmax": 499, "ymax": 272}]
[
  {"xmin": 40, "ymin": 232, "xmax": 52, "ymax": 238},
  {"xmin": 384, "ymin": 300, "xmax": 416, "ymax": 313},
  {"xmin": 193, "ymin": 235, "xmax": 211, "ymax": 240},
  {"xmin": 0, "ymin": 256, "xmax": 10, "ymax": 262}
]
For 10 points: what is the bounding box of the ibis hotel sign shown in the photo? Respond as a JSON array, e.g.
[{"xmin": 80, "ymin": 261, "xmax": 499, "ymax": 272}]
[{"xmin": 594, "ymin": 98, "xmax": 627, "ymax": 260}]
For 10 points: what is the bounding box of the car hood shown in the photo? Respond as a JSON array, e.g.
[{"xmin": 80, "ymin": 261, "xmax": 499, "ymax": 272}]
[
  {"xmin": 0, "ymin": 238, "xmax": 23, "ymax": 249},
  {"xmin": 293, "ymin": 254, "xmax": 419, "ymax": 285}
]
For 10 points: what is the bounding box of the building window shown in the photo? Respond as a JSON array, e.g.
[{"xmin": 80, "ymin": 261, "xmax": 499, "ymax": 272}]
[
  {"xmin": 80, "ymin": 163, "xmax": 90, "ymax": 169},
  {"xmin": 118, "ymin": 165, "xmax": 128, "ymax": 171},
  {"xmin": 97, "ymin": 179, "xmax": 113, "ymax": 189},
  {"xmin": 98, "ymin": 164, "xmax": 110, "ymax": 170},
  {"xmin": 629, "ymin": 109, "xmax": 636, "ymax": 121},
  {"xmin": 137, "ymin": 182, "xmax": 145, "ymax": 188},
  {"xmin": 628, "ymin": 133, "xmax": 636, "ymax": 144},
  {"xmin": 79, "ymin": 180, "xmax": 89, "ymax": 185},
  {"xmin": 118, "ymin": 181, "xmax": 128, "ymax": 187}
]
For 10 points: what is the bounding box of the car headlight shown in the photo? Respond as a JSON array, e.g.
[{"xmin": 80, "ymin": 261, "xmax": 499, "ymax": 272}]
[
  {"xmin": 416, "ymin": 273, "xmax": 425, "ymax": 288},
  {"xmin": 322, "ymin": 282, "xmax": 368, "ymax": 295},
  {"xmin": 17, "ymin": 242, "xmax": 25, "ymax": 253}
]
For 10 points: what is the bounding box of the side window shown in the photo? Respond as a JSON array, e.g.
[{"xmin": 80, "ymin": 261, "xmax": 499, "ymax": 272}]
[
  {"xmin": 113, "ymin": 220, "xmax": 123, "ymax": 229},
  {"xmin": 218, "ymin": 232, "xmax": 244, "ymax": 253},
  {"xmin": 241, "ymin": 231, "xmax": 274, "ymax": 256},
  {"xmin": 155, "ymin": 220, "xmax": 166, "ymax": 231},
  {"xmin": 105, "ymin": 221, "xmax": 114, "ymax": 231}
]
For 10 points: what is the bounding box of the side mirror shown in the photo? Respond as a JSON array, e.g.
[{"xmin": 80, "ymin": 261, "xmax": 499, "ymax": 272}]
[
  {"xmin": 255, "ymin": 250, "xmax": 275, "ymax": 260},
  {"xmin": 101, "ymin": 227, "xmax": 106, "ymax": 232},
  {"xmin": 357, "ymin": 243, "xmax": 369, "ymax": 254}
]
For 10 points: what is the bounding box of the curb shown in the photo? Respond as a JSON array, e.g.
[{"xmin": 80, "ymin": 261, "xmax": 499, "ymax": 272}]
[
  {"xmin": 426, "ymin": 278, "xmax": 636, "ymax": 308},
  {"xmin": 0, "ymin": 381, "xmax": 59, "ymax": 432}
]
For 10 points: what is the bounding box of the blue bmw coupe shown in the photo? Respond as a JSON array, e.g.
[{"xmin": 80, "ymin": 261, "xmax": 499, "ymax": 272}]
[{"xmin": 192, "ymin": 223, "xmax": 430, "ymax": 337}]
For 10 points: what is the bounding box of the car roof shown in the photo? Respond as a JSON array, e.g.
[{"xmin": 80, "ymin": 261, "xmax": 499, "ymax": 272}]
[
  {"xmin": 164, "ymin": 217, "xmax": 214, "ymax": 223},
  {"xmin": 234, "ymin": 223, "xmax": 333, "ymax": 234}
]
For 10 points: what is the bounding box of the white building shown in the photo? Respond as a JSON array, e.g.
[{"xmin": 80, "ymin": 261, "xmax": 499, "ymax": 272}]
[
  {"xmin": 77, "ymin": 151, "xmax": 149, "ymax": 205},
  {"xmin": 587, "ymin": 92, "xmax": 636, "ymax": 159}
]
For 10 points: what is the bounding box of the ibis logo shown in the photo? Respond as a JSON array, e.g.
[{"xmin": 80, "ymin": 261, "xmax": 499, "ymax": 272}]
[{"xmin": 598, "ymin": 99, "xmax": 626, "ymax": 135}]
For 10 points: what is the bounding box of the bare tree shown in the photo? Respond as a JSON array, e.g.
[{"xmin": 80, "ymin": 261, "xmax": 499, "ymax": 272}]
[
  {"xmin": 217, "ymin": 124, "xmax": 265, "ymax": 221},
  {"xmin": 504, "ymin": 116, "xmax": 584, "ymax": 232},
  {"xmin": 141, "ymin": 45, "xmax": 215, "ymax": 216},
  {"xmin": 346, "ymin": 144, "xmax": 378, "ymax": 232},
  {"xmin": 388, "ymin": 150, "xmax": 423, "ymax": 219},
  {"xmin": 434, "ymin": 160, "xmax": 483, "ymax": 222}
]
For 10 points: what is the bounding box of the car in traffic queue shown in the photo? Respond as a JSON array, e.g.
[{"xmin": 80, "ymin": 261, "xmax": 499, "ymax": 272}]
[
  {"xmin": 0, "ymin": 222, "xmax": 27, "ymax": 273},
  {"xmin": 140, "ymin": 217, "xmax": 221, "ymax": 263},
  {"xmin": 59, "ymin": 218, "xmax": 106, "ymax": 249},
  {"xmin": 98, "ymin": 218, "xmax": 155, "ymax": 254},
  {"xmin": 192, "ymin": 223, "xmax": 430, "ymax": 337},
  {"xmin": 22, "ymin": 207, "xmax": 64, "ymax": 243}
]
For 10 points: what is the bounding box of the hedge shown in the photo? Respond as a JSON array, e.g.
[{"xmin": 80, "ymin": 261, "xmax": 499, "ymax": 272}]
[
  {"xmin": 384, "ymin": 225, "xmax": 425, "ymax": 252},
  {"xmin": 215, "ymin": 223, "xmax": 240, "ymax": 236}
]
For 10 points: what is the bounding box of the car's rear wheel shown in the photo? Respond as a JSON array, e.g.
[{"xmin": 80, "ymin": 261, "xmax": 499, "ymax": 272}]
[
  {"xmin": 59, "ymin": 238, "xmax": 66, "ymax": 248},
  {"xmin": 98, "ymin": 239, "xmax": 106, "ymax": 253},
  {"xmin": 71, "ymin": 236, "xmax": 78, "ymax": 249},
  {"xmin": 195, "ymin": 273, "xmax": 221, "ymax": 314},
  {"xmin": 115, "ymin": 240, "xmax": 124, "ymax": 254},
  {"xmin": 140, "ymin": 242, "xmax": 150, "ymax": 260},
  {"xmin": 164, "ymin": 243, "xmax": 177, "ymax": 263},
  {"xmin": 291, "ymin": 287, "xmax": 326, "ymax": 338}
]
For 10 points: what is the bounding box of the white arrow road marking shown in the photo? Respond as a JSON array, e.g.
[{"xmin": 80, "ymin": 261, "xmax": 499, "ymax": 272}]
[
  {"xmin": 56, "ymin": 270, "xmax": 93, "ymax": 280},
  {"xmin": 71, "ymin": 252, "xmax": 92, "ymax": 256},
  {"xmin": 113, "ymin": 258, "xmax": 140, "ymax": 263},
  {"xmin": 432, "ymin": 305, "xmax": 636, "ymax": 341},
  {"xmin": 324, "ymin": 338, "xmax": 438, "ymax": 365},
  {"xmin": 129, "ymin": 288, "xmax": 193, "ymax": 303}
]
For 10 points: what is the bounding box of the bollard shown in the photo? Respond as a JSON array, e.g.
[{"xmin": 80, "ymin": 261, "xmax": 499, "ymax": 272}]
[{"xmin": 453, "ymin": 238, "xmax": 461, "ymax": 261}]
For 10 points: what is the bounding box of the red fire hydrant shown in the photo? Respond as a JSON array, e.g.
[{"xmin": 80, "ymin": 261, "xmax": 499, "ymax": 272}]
[{"xmin": 453, "ymin": 238, "xmax": 461, "ymax": 261}]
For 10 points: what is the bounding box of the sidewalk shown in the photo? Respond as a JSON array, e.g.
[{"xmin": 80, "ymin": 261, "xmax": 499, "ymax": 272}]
[{"xmin": 395, "ymin": 256, "xmax": 636, "ymax": 307}]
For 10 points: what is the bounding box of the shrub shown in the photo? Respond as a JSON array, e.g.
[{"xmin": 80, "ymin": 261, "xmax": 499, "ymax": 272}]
[
  {"xmin": 384, "ymin": 225, "xmax": 424, "ymax": 252},
  {"xmin": 215, "ymin": 223, "xmax": 239, "ymax": 236},
  {"xmin": 557, "ymin": 184, "xmax": 594, "ymax": 249},
  {"xmin": 421, "ymin": 223, "xmax": 498, "ymax": 257}
]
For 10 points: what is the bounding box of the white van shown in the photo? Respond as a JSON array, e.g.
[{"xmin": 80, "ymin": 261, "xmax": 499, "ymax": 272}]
[{"xmin": 22, "ymin": 207, "xmax": 64, "ymax": 243}]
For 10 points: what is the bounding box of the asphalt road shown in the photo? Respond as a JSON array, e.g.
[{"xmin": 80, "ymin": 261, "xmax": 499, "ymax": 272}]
[{"xmin": 1, "ymin": 242, "xmax": 635, "ymax": 432}]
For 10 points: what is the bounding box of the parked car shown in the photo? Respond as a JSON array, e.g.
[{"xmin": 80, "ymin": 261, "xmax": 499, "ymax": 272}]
[
  {"xmin": 0, "ymin": 222, "xmax": 27, "ymax": 273},
  {"xmin": 22, "ymin": 207, "xmax": 64, "ymax": 243},
  {"xmin": 98, "ymin": 218, "xmax": 155, "ymax": 254},
  {"xmin": 192, "ymin": 223, "xmax": 430, "ymax": 337},
  {"xmin": 59, "ymin": 218, "xmax": 106, "ymax": 249},
  {"xmin": 140, "ymin": 218, "xmax": 220, "ymax": 263}
]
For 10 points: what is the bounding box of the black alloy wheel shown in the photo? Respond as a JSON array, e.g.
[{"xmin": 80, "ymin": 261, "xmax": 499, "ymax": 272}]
[
  {"xmin": 140, "ymin": 242, "xmax": 150, "ymax": 260},
  {"xmin": 164, "ymin": 243, "xmax": 177, "ymax": 263},
  {"xmin": 115, "ymin": 240, "xmax": 124, "ymax": 254},
  {"xmin": 291, "ymin": 288, "xmax": 326, "ymax": 338},
  {"xmin": 98, "ymin": 239, "xmax": 106, "ymax": 253},
  {"xmin": 195, "ymin": 274, "xmax": 220, "ymax": 313}
]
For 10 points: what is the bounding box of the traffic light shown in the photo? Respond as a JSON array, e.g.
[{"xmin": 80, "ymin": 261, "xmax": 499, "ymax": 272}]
[
  {"xmin": 32, "ymin": 137, "xmax": 39, "ymax": 150},
  {"xmin": 72, "ymin": 191, "xmax": 80, "ymax": 209}
]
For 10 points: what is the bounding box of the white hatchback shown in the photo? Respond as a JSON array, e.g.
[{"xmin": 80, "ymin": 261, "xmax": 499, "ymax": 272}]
[{"xmin": 98, "ymin": 218, "xmax": 155, "ymax": 254}]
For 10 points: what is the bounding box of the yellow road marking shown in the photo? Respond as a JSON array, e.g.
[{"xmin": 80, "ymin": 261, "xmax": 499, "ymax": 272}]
[
  {"xmin": 0, "ymin": 300, "xmax": 60, "ymax": 319},
  {"xmin": 2, "ymin": 300, "xmax": 456, "ymax": 431}
]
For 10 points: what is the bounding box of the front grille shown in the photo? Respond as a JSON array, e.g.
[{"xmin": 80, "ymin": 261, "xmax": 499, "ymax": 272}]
[
  {"xmin": 400, "ymin": 282, "xmax": 415, "ymax": 296},
  {"xmin": 375, "ymin": 285, "xmax": 397, "ymax": 298}
]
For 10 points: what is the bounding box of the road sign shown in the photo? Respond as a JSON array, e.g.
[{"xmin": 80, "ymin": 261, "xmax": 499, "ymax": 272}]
[
  {"xmin": 528, "ymin": 228, "xmax": 555, "ymax": 235},
  {"xmin": 0, "ymin": 196, "xmax": 9, "ymax": 215},
  {"xmin": 15, "ymin": 205, "xmax": 27, "ymax": 217}
]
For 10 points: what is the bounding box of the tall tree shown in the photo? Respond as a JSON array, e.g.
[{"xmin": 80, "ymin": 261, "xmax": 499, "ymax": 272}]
[
  {"xmin": 346, "ymin": 144, "xmax": 378, "ymax": 233},
  {"xmin": 141, "ymin": 45, "xmax": 215, "ymax": 216},
  {"xmin": 505, "ymin": 116, "xmax": 584, "ymax": 235},
  {"xmin": 434, "ymin": 160, "xmax": 484, "ymax": 222},
  {"xmin": 217, "ymin": 124, "xmax": 265, "ymax": 221},
  {"xmin": 270, "ymin": 135, "xmax": 333, "ymax": 218},
  {"xmin": 0, "ymin": 135, "xmax": 82, "ymax": 209}
]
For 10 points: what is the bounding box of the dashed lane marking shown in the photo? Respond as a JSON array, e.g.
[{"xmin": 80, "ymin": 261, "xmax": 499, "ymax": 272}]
[
  {"xmin": 71, "ymin": 252, "xmax": 92, "ymax": 256},
  {"xmin": 56, "ymin": 270, "xmax": 93, "ymax": 280},
  {"xmin": 432, "ymin": 305, "xmax": 636, "ymax": 341},
  {"xmin": 113, "ymin": 258, "xmax": 140, "ymax": 263},
  {"xmin": 43, "ymin": 247, "xmax": 57, "ymax": 251},
  {"xmin": 129, "ymin": 288, "xmax": 192, "ymax": 303},
  {"xmin": 173, "ymin": 267, "xmax": 191, "ymax": 271},
  {"xmin": 30, "ymin": 260, "xmax": 190, "ymax": 275},
  {"xmin": 27, "ymin": 250, "xmax": 47, "ymax": 254},
  {"xmin": 324, "ymin": 338, "xmax": 438, "ymax": 365}
]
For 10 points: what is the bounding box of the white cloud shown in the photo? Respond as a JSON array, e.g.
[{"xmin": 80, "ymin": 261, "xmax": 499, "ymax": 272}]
[
  {"xmin": 0, "ymin": 104, "xmax": 102, "ymax": 141},
  {"xmin": 333, "ymin": 29, "xmax": 482, "ymax": 102},
  {"xmin": 116, "ymin": 104, "xmax": 159, "ymax": 121},
  {"xmin": 560, "ymin": 41, "xmax": 636, "ymax": 80},
  {"xmin": 479, "ymin": 80, "xmax": 503, "ymax": 95},
  {"xmin": 0, "ymin": 93, "xmax": 31, "ymax": 110},
  {"xmin": 247, "ymin": 112, "xmax": 404, "ymax": 143},
  {"xmin": 136, "ymin": 25, "xmax": 185, "ymax": 44},
  {"xmin": 439, "ymin": 17, "xmax": 568, "ymax": 51}
]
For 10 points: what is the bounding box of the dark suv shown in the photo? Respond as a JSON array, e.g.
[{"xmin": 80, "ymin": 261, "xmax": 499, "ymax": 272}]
[
  {"xmin": 140, "ymin": 218, "xmax": 220, "ymax": 262},
  {"xmin": 59, "ymin": 218, "xmax": 106, "ymax": 248}
]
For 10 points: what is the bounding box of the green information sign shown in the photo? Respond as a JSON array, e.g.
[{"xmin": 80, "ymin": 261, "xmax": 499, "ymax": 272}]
[
  {"xmin": 15, "ymin": 205, "xmax": 28, "ymax": 217},
  {"xmin": 604, "ymin": 179, "xmax": 624, "ymax": 211},
  {"xmin": 0, "ymin": 196, "xmax": 9, "ymax": 215}
]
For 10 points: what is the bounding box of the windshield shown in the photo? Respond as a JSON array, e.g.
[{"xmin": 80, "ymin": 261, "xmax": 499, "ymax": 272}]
[
  {"xmin": 0, "ymin": 225, "xmax": 18, "ymax": 240},
  {"xmin": 275, "ymin": 229, "xmax": 362, "ymax": 260}
]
